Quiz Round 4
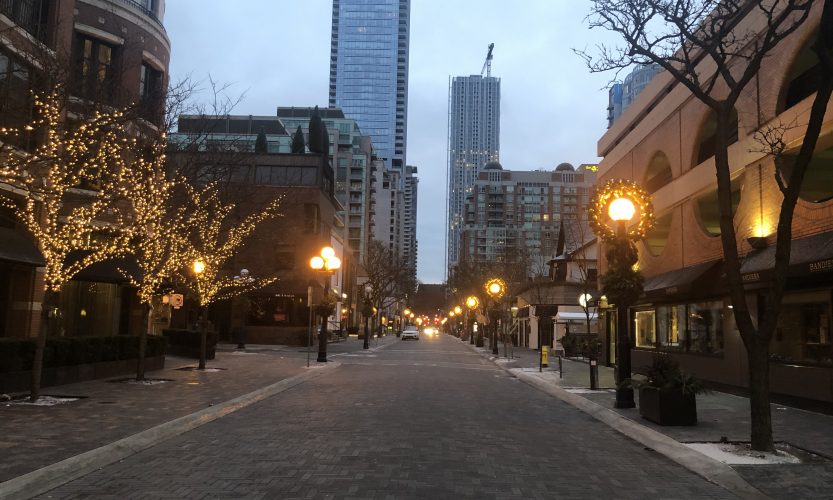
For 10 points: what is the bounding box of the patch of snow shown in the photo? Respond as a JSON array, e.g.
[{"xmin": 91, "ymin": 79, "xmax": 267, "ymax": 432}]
[
  {"xmin": 685, "ymin": 442, "xmax": 803, "ymax": 465},
  {"xmin": 125, "ymin": 379, "xmax": 169, "ymax": 385},
  {"xmin": 565, "ymin": 388, "xmax": 615, "ymax": 394},
  {"xmin": 228, "ymin": 351, "xmax": 262, "ymax": 355},
  {"xmin": 8, "ymin": 396, "xmax": 79, "ymax": 406}
]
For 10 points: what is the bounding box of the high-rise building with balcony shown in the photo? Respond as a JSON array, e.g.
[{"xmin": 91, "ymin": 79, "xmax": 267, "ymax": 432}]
[
  {"xmin": 329, "ymin": 0, "xmax": 410, "ymax": 172},
  {"xmin": 446, "ymin": 74, "xmax": 500, "ymax": 275}
]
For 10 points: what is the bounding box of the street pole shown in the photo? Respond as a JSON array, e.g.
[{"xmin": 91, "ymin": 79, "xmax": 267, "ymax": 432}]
[
  {"xmin": 317, "ymin": 273, "xmax": 330, "ymax": 363},
  {"xmin": 491, "ymin": 305, "xmax": 499, "ymax": 356},
  {"xmin": 614, "ymin": 220, "xmax": 635, "ymax": 408},
  {"xmin": 198, "ymin": 305, "xmax": 207, "ymax": 370}
]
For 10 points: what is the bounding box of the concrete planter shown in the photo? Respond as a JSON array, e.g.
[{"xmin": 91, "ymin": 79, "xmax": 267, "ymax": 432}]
[
  {"xmin": 0, "ymin": 355, "xmax": 166, "ymax": 393},
  {"xmin": 639, "ymin": 386, "xmax": 698, "ymax": 426}
]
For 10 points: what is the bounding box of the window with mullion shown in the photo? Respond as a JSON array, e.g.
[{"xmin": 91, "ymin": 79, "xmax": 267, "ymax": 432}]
[{"xmin": 74, "ymin": 34, "xmax": 117, "ymax": 103}]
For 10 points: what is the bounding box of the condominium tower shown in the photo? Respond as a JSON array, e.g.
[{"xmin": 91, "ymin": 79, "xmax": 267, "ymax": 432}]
[
  {"xmin": 446, "ymin": 74, "xmax": 500, "ymax": 274},
  {"xmin": 329, "ymin": 0, "xmax": 410, "ymax": 171}
]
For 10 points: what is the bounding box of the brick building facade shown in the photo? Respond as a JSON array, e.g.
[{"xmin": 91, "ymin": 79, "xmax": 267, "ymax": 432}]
[{"xmin": 596, "ymin": 3, "xmax": 833, "ymax": 406}]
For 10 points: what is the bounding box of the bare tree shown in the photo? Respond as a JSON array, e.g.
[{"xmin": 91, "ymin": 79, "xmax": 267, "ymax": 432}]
[
  {"xmin": 365, "ymin": 240, "xmax": 416, "ymax": 323},
  {"xmin": 578, "ymin": 0, "xmax": 832, "ymax": 450}
]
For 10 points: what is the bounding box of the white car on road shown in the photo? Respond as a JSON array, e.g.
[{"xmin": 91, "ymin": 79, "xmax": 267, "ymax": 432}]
[{"xmin": 401, "ymin": 325, "xmax": 419, "ymax": 340}]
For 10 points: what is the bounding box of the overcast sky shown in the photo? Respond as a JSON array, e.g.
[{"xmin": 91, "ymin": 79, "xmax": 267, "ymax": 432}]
[{"xmin": 164, "ymin": 0, "xmax": 624, "ymax": 284}]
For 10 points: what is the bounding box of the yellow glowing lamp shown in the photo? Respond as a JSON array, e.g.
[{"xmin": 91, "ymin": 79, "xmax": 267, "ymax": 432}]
[
  {"xmin": 192, "ymin": 259, "xmax": 206, "ymax": 274},
  {"xmin": 454, "ymin": 305, "xmax": 462, "ymax": 315},
  {"xmin": 310, "ymin": 256, "xmax": 325, "ymax": 270},
  {"xmin": 326, "ymin": 256, "xmax": 341, "ymax": 271},
  {"xmin": 449, "ymin": 311, "xmax": 455, "ymax": 317},
  {"xmin": 409, "ymin": 312, "xmax": 415, "ymax": 318},
  {"xmin": 403, "ymin": 308, "xmax": 411, "ymax": 316},
  {"xmin": 466, "ymin": 296, "xmax": 479, "ymax": 310},
  {"xmin": 578, "ymin": 293, "xmax": 593, "ymax": 308},
  {"xmin": 321, "ymin": 246, "xmax": 336, "ymax": 259},
  {"xmin": 608, "ymin": 197, "xmax": 636, "ymax": 222},
  {"xmin": 485, "ymin": 278, "xmax": 506, "ymax": 299}
]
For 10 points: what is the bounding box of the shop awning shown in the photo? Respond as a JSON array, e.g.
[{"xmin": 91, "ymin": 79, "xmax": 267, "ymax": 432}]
[
  {"xmin": 0, "ymin": 227, "xmax": 45, "ymax": 266},
  {"xmin": 555, "ymin": 311, "xmax": 598, "ymax": 322},
  {"xmin": 642, "ymin": 260, "xmax": 723, "ymax": 299},
  {"xmin": 740, "ymin": 231, "xmax": 833, "ymax": 284},
  {"xmin": 69, "ymin": 251, "xmax": 141, "ymax": 284}
]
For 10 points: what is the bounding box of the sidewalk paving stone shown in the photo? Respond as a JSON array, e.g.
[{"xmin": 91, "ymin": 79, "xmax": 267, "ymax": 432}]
[
  {"xmin": 460, "ymin": 336, "xmax": 833, "ymax": 499},
  {"xmin": 0, "ymin": 335, "xmax": 397, "ymax": 485}
]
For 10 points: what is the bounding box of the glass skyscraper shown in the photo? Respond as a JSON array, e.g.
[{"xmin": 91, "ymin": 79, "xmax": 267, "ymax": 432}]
[
  {"xmin": 329, "ymin": 0, "xmax": 410, "ymax": 171},
  {"xmin": 446, "ymin": 74, "xmax": 500, "ymax": 273}
]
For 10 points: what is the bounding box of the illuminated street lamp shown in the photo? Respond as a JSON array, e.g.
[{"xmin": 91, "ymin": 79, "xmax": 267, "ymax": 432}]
[
  {"xmin": 485, "ymin": 278, "xmax": 506, "ymax": 355},
  {"xmin": 310, "ymin": 246, "xmax": 341, "ymax": 362},
  {"xmin": 466, "ymin": 295, "xmax": 479, "ymax": 344},
  {"xmin": 589, "ymin": 179, "xmax": 654, "ymax": 409}
]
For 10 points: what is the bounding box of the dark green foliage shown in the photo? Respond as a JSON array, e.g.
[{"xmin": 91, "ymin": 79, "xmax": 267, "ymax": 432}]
[
  {"xmin": 561, "ymin": 334, "xmax": 601, "ymax": 358},
  {"xmin": 308, "ymin": 106, "xmax": 324, "ymax": 153},
  {"xmin": 0, "ymin": 336, "xmax": 166, "ymax": 373},
  {"xmin": 628, "ymin": 354, "xmax": 706, "ymax": 395},
  {"xmin": 601, "ymin": 237, "xmax": 643, "ymax": 306},
  {"xmin": 291, "ymin": 125, "xmax": 305, "ymax": 153},
  {"xmin": 254, "ymin": 127, "xmax": 268, "ymax": 153},
  {"xmin": 320, "ymin": 121, "xmax": 329, "ymax": 155}
]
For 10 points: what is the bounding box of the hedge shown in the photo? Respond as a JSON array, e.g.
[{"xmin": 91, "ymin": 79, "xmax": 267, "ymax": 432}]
[{"xmin": 0, "ymin": 335, "xmax": 167, "ymax": 373}]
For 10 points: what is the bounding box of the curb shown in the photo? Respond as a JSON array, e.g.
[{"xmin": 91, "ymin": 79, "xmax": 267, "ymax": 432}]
[
  {"xmin": 0, "ymin": 363, "xmax": 340, "ymax": 500},
  {"xmin": 462, "ymin": 340, "xmax": 768, "ymax": 500}
]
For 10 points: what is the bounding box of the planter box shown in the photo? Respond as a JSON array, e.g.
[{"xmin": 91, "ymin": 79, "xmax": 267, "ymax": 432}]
[
  {"xmin": 639, "ymin": 386, "xmax": 698, "ymax": 426},
  {"xmin": 0, "ymin": 355, "xmax": 166, "ymax": 393}
]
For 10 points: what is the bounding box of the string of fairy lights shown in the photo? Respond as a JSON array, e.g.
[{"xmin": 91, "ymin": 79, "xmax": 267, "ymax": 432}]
[
  {"xmin": 0, "ymin": 88, "xmax": 285, "ymax": 308},
  {"xmin": 185, "ymin": 182, "xmax": 283, "ymax": 307}
]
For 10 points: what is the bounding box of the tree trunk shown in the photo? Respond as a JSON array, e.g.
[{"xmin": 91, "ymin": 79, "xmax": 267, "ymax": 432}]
[
  {"xmin": 747, "ymin": 338, "xmax": 773, "ymax": 451},
  {"xmin": 198, "ymin": 306, "xmax": 207, "ymax": 370},
  {"xmin": 30, "ymin": 289, "xmax": 58, "ymax": 402},
  {"xmin": 136, "ymin": 303, "xmax": 151, "ymax": 381}
]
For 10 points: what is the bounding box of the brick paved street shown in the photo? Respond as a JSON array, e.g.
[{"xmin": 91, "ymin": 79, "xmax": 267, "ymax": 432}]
[{"xmin": 39, "ymin": 334, "xmax": 733, "ymax": 499}]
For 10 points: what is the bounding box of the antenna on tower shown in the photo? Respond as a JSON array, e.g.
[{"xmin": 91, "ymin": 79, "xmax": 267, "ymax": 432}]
[{"xmin": 481, "ymin": 43, "xmax": 494, "ymax": 77}]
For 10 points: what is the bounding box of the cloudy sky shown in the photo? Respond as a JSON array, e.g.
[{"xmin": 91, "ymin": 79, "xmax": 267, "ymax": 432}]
[{"xmin": 164, "ymin": 0, "xmax": 624, "ymax": 284}]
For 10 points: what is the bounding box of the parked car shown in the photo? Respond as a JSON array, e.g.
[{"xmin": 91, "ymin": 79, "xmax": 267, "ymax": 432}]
[{"xmin": 401, "ymin": 325, "xmax": 419, "ymax": 340}]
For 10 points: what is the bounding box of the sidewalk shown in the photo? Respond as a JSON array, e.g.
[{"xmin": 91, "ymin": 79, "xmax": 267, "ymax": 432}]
[
  {"xmin": 0, "ymin": 335, "xmax": 397, "ymax": 490},
  {"xmin": 462, "ymin": 337, "xmax": 833, "ymax": 499}
]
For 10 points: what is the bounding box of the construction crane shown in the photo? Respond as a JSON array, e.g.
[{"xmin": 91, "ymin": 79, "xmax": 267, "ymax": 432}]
[{"xmin": 480, "ymin": 43, "xmax": 494, "ymax": 77}]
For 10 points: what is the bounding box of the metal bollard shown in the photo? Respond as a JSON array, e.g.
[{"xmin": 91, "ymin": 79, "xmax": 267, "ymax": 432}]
[{"xmin": 558, "ymin": 355, "xmax": 563, "ymax": 379}]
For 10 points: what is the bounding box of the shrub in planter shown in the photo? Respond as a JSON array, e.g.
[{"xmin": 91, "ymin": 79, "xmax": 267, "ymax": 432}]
[
  {"xmin": 0, "ymin": 338, "xmax": 36, "ymax": 372},
  {"xmin": 626, "ymin": 354, "xmax": 706, "ymax": 426}
]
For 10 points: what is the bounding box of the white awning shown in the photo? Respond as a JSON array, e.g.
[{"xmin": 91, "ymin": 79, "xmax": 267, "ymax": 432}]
[{"xmin": 555, "ymin": 312, "xmax": 598, "ymax": 322}]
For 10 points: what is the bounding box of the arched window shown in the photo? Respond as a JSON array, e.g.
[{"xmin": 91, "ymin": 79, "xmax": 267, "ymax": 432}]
[
  {"xmin": 696, "ymin": 109, "xmax": 738, "ymax": 165},
  {"xmin": 695, "ymin": 176, "xmax": 743, "ymax": 236},
  {"xmin": 781, "ymin": 31, "xmax": 821, "ymax": 112},
  {"xmin": 645, "ymin": 212, "xmax": 672, "ymax": 256},
  {"xmin": 780, "ymin": 143, "xmax": 833, "ymax": 203},
  {"xmin": 644, "ymin": 152, "xmax": 673, "ymax": 194}
]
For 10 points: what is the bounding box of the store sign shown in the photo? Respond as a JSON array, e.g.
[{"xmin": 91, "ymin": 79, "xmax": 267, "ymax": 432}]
[{"xmin": 808, "ymin": 259, "xmax": 833, "ymax": 273}]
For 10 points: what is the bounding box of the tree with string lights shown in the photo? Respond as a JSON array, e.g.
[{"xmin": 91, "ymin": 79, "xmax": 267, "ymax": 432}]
[
  {"xmin": 0, "ymin": 89, "xmax": 132, "ymax": 401},
  {"xmin": 115, "ymin": 132, "xmax": 187, "ymax": 381},
  {"xmin": 179, "ymin": 182, "xmax": 282, "ymax": 369}
]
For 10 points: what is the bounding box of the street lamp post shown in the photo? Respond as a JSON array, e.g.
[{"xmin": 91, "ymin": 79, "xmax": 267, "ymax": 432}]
[
  {"xmin": 310, "ymin": 246, "xmax": 342, "ymax": 363},
  {"xmin": 578, "ymin": 292, "xmax": 598, "ymax": 390},
  {"xmin": 363, "ymin": 283, "xmax": 373, "ymax": 350},
  {"xmin": 485, "ymin": 278, "xmax": 506, "ymax": 356},
  {"xmin": 589, "ymin": 179, "xmax": 654, "ymax": 409},
  {"xmin": 466, "ymin": 296, "xmax": 479, "ymax": 345},
  {"xmin": 192, "ymin": 259, "xmax": 208, "ymax": 370}
]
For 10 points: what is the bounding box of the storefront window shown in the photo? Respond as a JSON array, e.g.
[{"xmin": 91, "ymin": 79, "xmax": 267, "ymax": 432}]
[
  {"xmin": 657, "ymin": 304, "xmax": 685, "ymax": 348},
  {"xmin": 771, "ymin": 291, "xmax": 831, "ymax": 365},
  {"xmin": 687, "ymin": 301, "xmax": 724, "ymax": 354},
  {"xmin": 247, "ymin": 294, "xmax": 309, "ymax": 327},
  {"xmin": 59, "ymin": 281, "xmax": 121, "ymax": 337},
  {"xmin": 634, "ymin": 310, "xmax": 656, "ymax": 347}
]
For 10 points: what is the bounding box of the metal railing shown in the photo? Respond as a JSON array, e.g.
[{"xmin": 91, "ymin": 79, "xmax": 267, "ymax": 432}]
[
  {"xmin": 0, "ymin": 0, "xmax": 48, "ymax": 42},
  {"xmin": 109, "ymin": 0, "xmax": 164, "ymax": 28}
]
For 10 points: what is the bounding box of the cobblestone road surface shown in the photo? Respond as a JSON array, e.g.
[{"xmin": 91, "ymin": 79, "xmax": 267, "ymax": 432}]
[{"xmin": 40, "ymin": 334, "xmax": 734, "ymax": 499}]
